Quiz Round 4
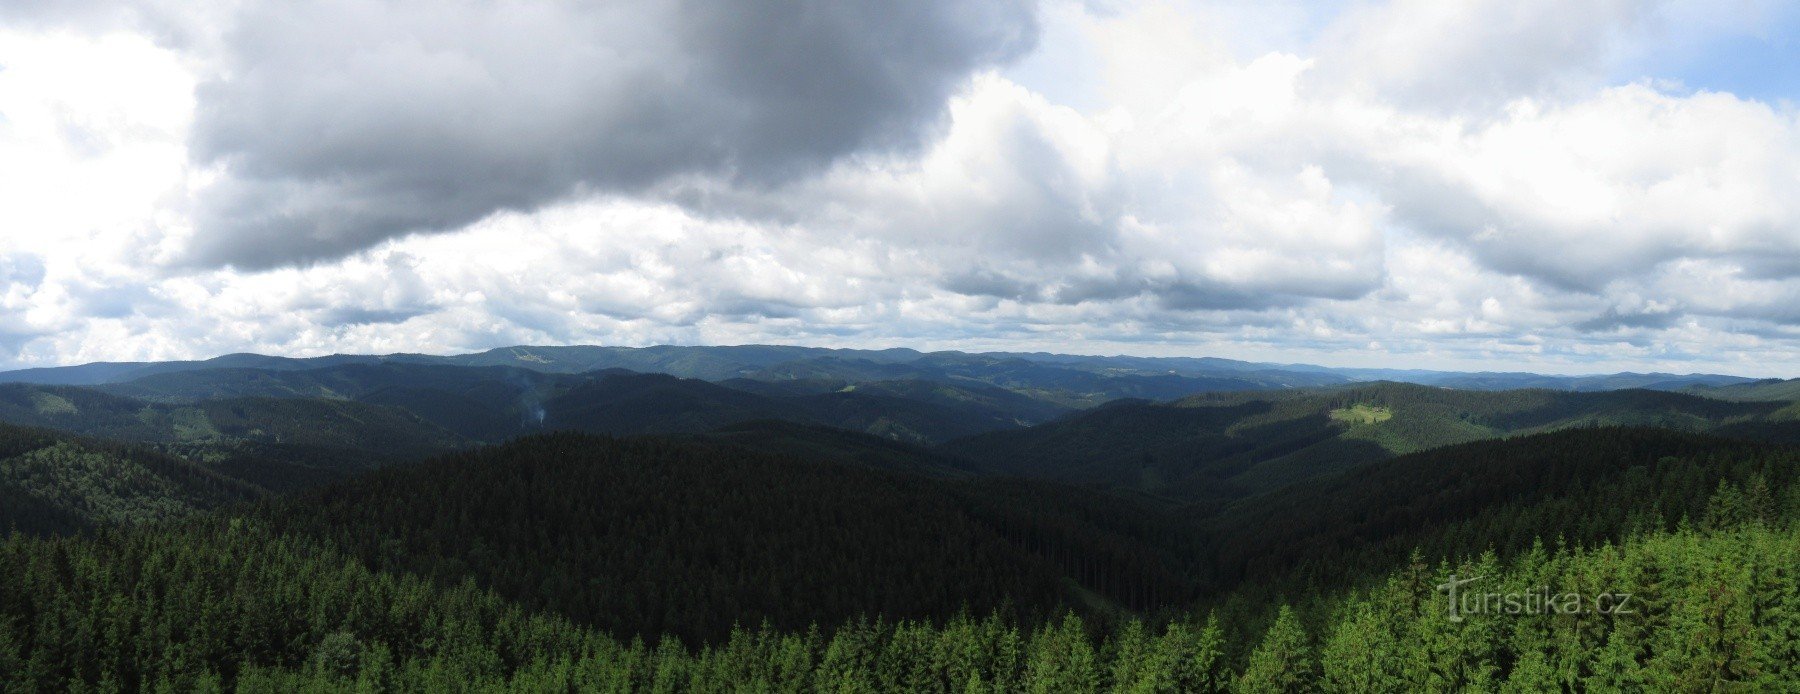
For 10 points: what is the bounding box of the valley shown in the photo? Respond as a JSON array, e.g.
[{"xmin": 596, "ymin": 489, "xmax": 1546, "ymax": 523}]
[{"xmin": 2, "ymin": 345, "xmax": 1799, "ymax": 690}]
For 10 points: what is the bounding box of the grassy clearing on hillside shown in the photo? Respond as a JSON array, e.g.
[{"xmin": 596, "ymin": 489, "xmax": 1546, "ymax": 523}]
[
  {"xmin": 29, "ymin": 392, "xmax": 77, "ymax": 415},
  {"xmin": 1328, "ymin": 404, "xmax": 1392, "ymax": 425}
]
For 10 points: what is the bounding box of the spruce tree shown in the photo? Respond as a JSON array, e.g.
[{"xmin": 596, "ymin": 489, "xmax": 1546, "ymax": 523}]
[{"xmin": 1236, "ymin": 606, "xmax": 1315, "ymax": 693}]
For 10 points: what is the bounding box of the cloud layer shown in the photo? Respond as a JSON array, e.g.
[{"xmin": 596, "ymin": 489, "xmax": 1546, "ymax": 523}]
[
  {"xmin": 187, "ymin": 0, "xmax": 1038, "ymax": 267},
  {"xmin": 3, "ymin": 0, "xmax": 1800, "ymax": 375}
]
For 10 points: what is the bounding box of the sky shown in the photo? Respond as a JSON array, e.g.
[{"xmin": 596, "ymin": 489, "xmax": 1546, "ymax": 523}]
[{"xmin": 2, "ymin": 0, "xmax": 1800, "ymax": 376}]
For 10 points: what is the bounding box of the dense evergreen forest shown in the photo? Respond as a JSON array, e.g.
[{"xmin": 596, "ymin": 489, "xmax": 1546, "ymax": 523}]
[
  {"xmin": 944, "ymin": 382, "xmax": 1798, "ymax": 502},
  {"xmin": 3, "ymin": 352, "xmax": 1800, "ymax": 690},
  {"xmin": 4, "ymin": 440, "xmax": 1797, "ymax": 690}
]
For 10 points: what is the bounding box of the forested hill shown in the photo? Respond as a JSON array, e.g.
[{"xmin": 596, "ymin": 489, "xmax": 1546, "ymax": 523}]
[
  {"xmin": 6, "ymin": 343, "xmax": 1769, "ymax": 406},
  {"xmin": 3, "ymin": 345, "xmax": 1347, "ymax": 409},
  {"xmin": 0, "ymin": 422, "xmax": 262, "ymax": 535},
  {"xmin": 98, "ymin": 362, "xmax": 578, "ymax": 442},
  {"xmin": 0, "ymin": 383, "xmax": 463, "ymax": 455},
  {"xmin": 3, "ymin": 427, "xmax": 1799, "ymax": 689},
  {"xmin": 242, "ymin": 432, "xmax": 1202, "ymax": 643},
  {"xmin": 1686, "ymin": 377, "xmax": 1800, "ymax": 402},
  {"xmin": 942, "ymin": 382, "xmax": 1796, "ymax": 503},
  {"xmin": 539, "ymin": 372, "xmax": 1057, "ymax": 444},
  {"xmin": 87, "ymin": 363, "xmax": 1076, "ymax": 445},
  {"xmin": 5, "ymin": 346, "xmax": 1800, "ymax": 689},
  {"xmin": 671, "ymin": 419, "xmax": 981, "ymax": 477},
  {"xmin": 1200, "ymin": 427, "xmax": 1800, "ymax": 593}
]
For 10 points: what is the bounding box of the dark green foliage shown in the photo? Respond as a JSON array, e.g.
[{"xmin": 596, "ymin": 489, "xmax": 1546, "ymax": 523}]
[
  {"xmin": 0, "ymin": 511, "xmax": 1226, "ymax": 692},
  {"xmin": 0, "ymin": 383, "xmax": 463, "ymax": 455},
  {"xmin": 244, "ymin": 433, "xmax": 1198, "ymax": 643},
  {"xmin": 7, "ymin": 344, "xmax": 1770, "ymax": 407},
  {"xmin": 5, "ymin": 484, "xmax": 1798, "ymax": 691},
  {"xmin": 0, "ymin": 521, "xmax": 609, "ymax": 690},
  {"xmin": 98, "ymin": 363, "xmax": 1077, "ymax": 445},
  {"xmin": 0, "ymin": 423, "xmax": 262, "ymax": 535},
  {"xmin": 541, "ymin": 372, "xmax": 805, "ymax": 435},
  {"xmin": 1686, "ymin": 377, "xmax": 1800, "ymax": 402},
  {"xmin": 151, "ymin": 440, "xmax": 394, "ymax": 493},
  {"xmin": 33, "ymin": 344, "xmax": 1349, "ymax": 417},
  {"xmin": 546, "ymin": 371, "xmax": 1056, "ymax": 444},
  {"xmin": 837, "ymin": 378, "xmax": 1075, "ymax": 425},
  {"xmin": 103, "ymin": 362, "xmax": 581, "ymax": 441},
  {"xmin": 944, "ymin": 382, "xmax": 1793, "ymax": 502},
  {"xmin": 905, "ymin": 353, "xmax": 1304, "ymax": 408},
  {"xmin": 678, "ymin": 419, "xmax": 980, "ymax": 477},
  {"xmin": 4, "ymin": 357, "xmax": 1800, "ymax": 690},
  {"xmin": 0, "ymin": 352, "xmax": 382, "ymax": 386},
  {"xmin": 1202, "ymin": 427, "xmax": 1800, "ymax": 595}
]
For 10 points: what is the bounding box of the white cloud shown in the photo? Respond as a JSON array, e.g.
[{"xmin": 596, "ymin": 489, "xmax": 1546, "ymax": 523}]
[{"xmin": 1312, "ymin": 0, "xmax": 1662, "ymax": 112}]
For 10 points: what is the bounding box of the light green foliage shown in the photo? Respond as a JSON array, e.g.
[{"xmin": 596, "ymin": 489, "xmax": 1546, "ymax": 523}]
[
  {"xmin": 28, "ymin": 392, "xmax": 76, "ymax": 416},
  {"xmin": 1237, "ymin": 606, "xmax": 1315, "ymax": 693},
  {"xmin": 168, "ymin": 407, "xmax": 222, "ymax": 442},
  {"xmin": 1328, "ymin": 404, "xmax": 1393, "ymax": 425},
  {"xmin": 2, "ymin": 442, "xmax": 208, "ymax": 527}
]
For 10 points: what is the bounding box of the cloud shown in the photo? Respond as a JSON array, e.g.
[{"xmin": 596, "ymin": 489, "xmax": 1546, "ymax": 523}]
[
  {"xmin": 715, "ymin": 66, "xmax": 1390, "ymax": 315},
  {"xmin": 1364, "ymin": 85, "xmax": 1800, "ymax": 293},
  {"xmin": 1575, "ymin": 305, "xmax": 1681, "ymax": 333},
  {"xmin": 1312, "ymin": 0, "xmax": 1663, "ymax": 111},
  {"xmin": 181, "ymin": 0, "xmax": 1039, "ymax": 268},
  {"xmin": 8, "ymin": 0, "xmax": 1800, "ymax": 376}
]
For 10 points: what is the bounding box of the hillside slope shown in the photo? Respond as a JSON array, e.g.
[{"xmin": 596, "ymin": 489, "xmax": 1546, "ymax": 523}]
[
  {"xmin": 0, "ymin": 423, "xmax": 262, "ymax": 535},
  {"xmin": 545, "ymin": 372, "xmax": 1054, "ymax": 444},
  {"xmin": 101, "ymin": 365, "xmax": 1073, "ymax": 444},
  {"xmin": 247, "ymin": 432, "xmax": 1198, "ymax": 642},
  {"xmin": 1200, "ymin": 427, "xmax": 1800, "ymax": 591},
  {"xmin": 3, "ymin": 345, "xmax": 1351, "ymax": 409},
  {"xmin": 943, "ymin": 383, "xmax": 1791, "ymax": 502},
  {"xmin": 99, "ymin": 363, "xmax": 582, "ymax": 441},
  {"xmin": 1686, "ymin": 377, "xmax": 1800, "ymax": 402},
  {"xmin": 0, "ymin": 383, "xmax": 464, "ymax": 455}
]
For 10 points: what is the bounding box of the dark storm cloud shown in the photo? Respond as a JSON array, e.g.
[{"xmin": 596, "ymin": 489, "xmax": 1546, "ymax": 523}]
[
  {"xmin": 1152, "ymin": 281, "xmax": 1287, "ymax": 312},
  {"xmin": 315, "ymin": 306, "xmax": 433, "ymax": 327},
  {"xmin": 184, "ymin": 0, "xmax": 1039, "ymax": 269},
  {"xmin": 1575, "ymin": 306, "xmax": 1680, "ymax": 333},
  {"xmin": 943, "ymin": 269, "xmax": 1040, "ymax": 301}
]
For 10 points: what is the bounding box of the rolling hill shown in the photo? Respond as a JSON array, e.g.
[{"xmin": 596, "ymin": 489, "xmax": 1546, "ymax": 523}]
[
  {"xmin": 7, "ymin": 343, "xmax": 1771, "ymax": 394},
  {"xmin": 543, "ymin": 372, "xmax": 1053, "ymax": 444},
  {"xmin": 0, "ymin": 383, "xmax": 464, "ymax": 455},
  {"xmin": 0, "ymin": 422, "xmax": 263, "ymax": 535},
  {"xmin": 3, "ymin": 386, "xmax": 1799, "ymax": 690},
  {"xmin": 96, "ymin": 363, "xmax": 1076, "ymax": 444},
  {"xmin": 675, "ymin": 419, "xmax": 980, "ymax": 477},
  {"xmin": 942, "ymin": 382, "xmax": 1794, "ymax": 502},
  {"xmin": 1198, "ymin": 426, "xmax": 1800, "ymax": 592},
  {"xmin": 247, "ymin": 432, "xmax": 1199, "ymax": 642},
  {"xmin": 1685, "ymin": 377, "xmax": 1800, "ymax": 402},
  {"xmin": 727, "ymin": 378, "xmax": 1074, "ymax": 425},
  {"xmin": 100, "ymin": 362, "xmax": 581, "ymax": 441}
]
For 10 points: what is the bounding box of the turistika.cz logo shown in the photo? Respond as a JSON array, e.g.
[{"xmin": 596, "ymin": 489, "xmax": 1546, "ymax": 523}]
[{"xmin": 1436, "ymin": 574, "xmax": 1636, "ymax": 623}]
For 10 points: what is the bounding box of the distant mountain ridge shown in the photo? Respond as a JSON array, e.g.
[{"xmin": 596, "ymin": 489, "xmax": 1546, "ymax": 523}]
[
  {"xmin": 0, "ymin": 344, "xmax": 1770, "ymax": 401},
  {"xmin": 2, "ymin": 348, "xmax": 1793, "ymax": 506},
  {"xmin": 73, "ymin": 364, "xmax": 1079, "ymax": 445}
]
